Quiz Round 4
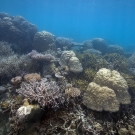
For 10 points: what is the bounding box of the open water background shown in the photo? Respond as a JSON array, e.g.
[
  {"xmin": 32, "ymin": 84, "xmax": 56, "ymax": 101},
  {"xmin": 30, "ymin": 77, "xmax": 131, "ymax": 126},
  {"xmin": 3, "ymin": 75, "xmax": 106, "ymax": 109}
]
[{"xmin": 0, "ymin": 0, "xmax": 135, "ymax": 51}]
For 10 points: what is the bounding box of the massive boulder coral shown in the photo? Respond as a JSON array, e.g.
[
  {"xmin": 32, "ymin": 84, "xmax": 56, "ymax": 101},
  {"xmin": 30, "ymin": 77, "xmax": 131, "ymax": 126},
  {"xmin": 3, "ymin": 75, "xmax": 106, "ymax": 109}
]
[
  {"xmin": 91, "ymin": 38, "xmax": 107, "ymax": 53},
  {"xmin": 68, "ymin": 56, "xmax": 83, "ymax": 73},
  {"xmin": 83, "ymin": 40, "xmax": 93, "ymax": 50},
  {"xmin": 59, "ymin": 50, "xmax": 83, "ymax": 73},
  {"xmin": 83, "ymin": 68, "xmax": 131, "ymax": 112},
  {"xmin": 56, "ymin": 37, "xmax": 73, "ymax": 49},
  {"xmin": 59, "ymin": 50, "xmax": 76, "ymax": 67},
  {"xmin": 0, "ymin": 12, "xmax": 38, "ymax": 53},
  {"xmin": 107, "ymin": 45, "xmax": 124, "ymax": 55},
  {"xmin": 0, "ymin": 41, "xmax": 14, "ymax": 56},
  {"xmin": 93, "ymin": 68, "xmax": 131, "ymax": 104},
  {"xmin": 32, "ymin": 30, "xmax": 56, "ymax": 52},
  {"xmin": 83, "ymin": 82, "xmax": 119, "ymax": 112},
  {"xmin": 128, "ymin": 53, "xmax": 135, "ymax": 68}
]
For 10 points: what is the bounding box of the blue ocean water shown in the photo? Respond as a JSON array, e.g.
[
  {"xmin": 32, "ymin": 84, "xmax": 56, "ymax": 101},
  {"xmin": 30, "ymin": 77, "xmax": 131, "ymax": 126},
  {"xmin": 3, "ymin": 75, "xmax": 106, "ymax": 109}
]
[{"xmin": 0, "ymin": 0, "xmax": 135, "ymax": 51}]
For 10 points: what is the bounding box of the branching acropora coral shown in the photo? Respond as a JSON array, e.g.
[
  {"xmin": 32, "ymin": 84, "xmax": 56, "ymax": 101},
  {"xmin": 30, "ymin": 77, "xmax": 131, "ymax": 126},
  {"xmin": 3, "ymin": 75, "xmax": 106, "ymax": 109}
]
[{"xmin": 16, "ymin": 78, "xmax": 65, "ymax": 109}]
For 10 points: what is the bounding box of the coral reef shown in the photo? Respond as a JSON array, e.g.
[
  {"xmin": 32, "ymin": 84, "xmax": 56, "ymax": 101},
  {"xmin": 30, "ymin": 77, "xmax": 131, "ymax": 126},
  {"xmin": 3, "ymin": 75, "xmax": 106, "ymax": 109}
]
[
  {"xmin": 0, "ymin": 42, "xmax": 41, "ymax": 84},
  {"xmin": 103, "ymin": 53, "xmax": 128, "ymax": 73},
  {"xmin": 66, "ymin": 68, "xmax": 96, "ymax": 92},
  {"xmin": 56, "ymin": 37, "xmax": 73, "ymax": 49},
  {"xmin": 0, "ymin": 13, "xmax": 38, "ymax": 53},
  {"xmin": 83, "ymin": 39, "xmax": 93, "ymax": 50},
  {"xmin": 77, "ymin": 53, "xmax": 108, "ymax": 71},
  {"xmin": 94, "ymin": 68, "xmax": 131, "ymax": 104},
  {"xmin": 0, "ymin": 54, "xmax": 40, "ymax": 84},
  {"xmin": 59, "ymin": 50, "xmax": 76, "ymax": 67},
  {"xmin": 1, "ymin": 12, "xmax": 135, "ymax": 135},
  {"xmin": 121, "ymin": 73, "xmax": 135, "ymax": 95},
  {"xmin": 27, "ymin": 50, "xmax": 55, "ymax": 61},
  {"xmin": 68, "ymin": 56, "xmax": 83, "ymax": 73},
  {"xmin": 84, "ymin": 48, "xmax": 102, "ymax": 55},
  {"xmin": 107, "ymin": 45, "xmax": 124, "ymax": 55},
  {"xmin": 83, "ymin": 82, "xmax": 120, "ymax": 112},
  {"xmin": 129, "ymin": 53, "xmax": 135, "ymax": 68},
  {"xmin": 24, "ymin": 73, "xmax": 41, "ymax": 82},
  {"xmin": 42, "ymin": 63, "xmax": 56, "ymax": 77},
  {"xmin": 60, "ymin": 50, "xmax": 83, "ymax": 73},
  {"xmin": 16, "ymin": 78, "xmax": 65, "ymax": 109},
  {"xmin": 83, "ymin": 68, "xmax": 131, "ymax": 112},
  {"xmin": 0, "ymin": 41, "xmax": 14, "ymax": 56},
  {"xmin": 32, "ymin": 30, "xmax": 56, "ymax": 52},
  {"xmin": 65, "ymin": 84, "xmax": 81, "ymax": 98},
  {"xmin": 91, "ymin": 38, "xmax": 108, "ymax": 53},
  {"xmin": 11, "ymin": 76, "xmax": 22, "ymax": 88}
]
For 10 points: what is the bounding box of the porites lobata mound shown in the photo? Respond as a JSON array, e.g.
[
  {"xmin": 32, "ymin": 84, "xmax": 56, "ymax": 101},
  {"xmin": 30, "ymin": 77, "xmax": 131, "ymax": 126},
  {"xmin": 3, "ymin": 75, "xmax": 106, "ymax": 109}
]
[{"xmin": 83, "ymin": 68, "xmax": 131, "ymax": 112}]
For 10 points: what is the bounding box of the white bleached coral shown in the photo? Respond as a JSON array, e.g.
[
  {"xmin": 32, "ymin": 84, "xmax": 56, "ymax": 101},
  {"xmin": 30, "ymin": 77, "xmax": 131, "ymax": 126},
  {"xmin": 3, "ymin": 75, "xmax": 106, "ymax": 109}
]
[{"xmin": 16, "ymin": 105, "xmax": 32, "ymax": 117}]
